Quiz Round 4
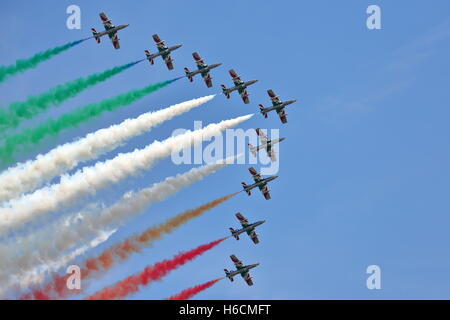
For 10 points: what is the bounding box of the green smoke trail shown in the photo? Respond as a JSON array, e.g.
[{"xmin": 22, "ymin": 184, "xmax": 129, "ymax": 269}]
[
  {"xmin": 0, "ymin": 59, "xmax": 143, "ymax": 132},
  {"xmin": 0, "ymin": 78, "xmax": 180, "ymax": 165},
  {"xmin": 0, "ymin": 38, "xmax": 88, "ymax": 84}
]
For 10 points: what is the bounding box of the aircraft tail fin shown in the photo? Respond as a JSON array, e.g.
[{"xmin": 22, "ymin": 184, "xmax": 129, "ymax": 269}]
[
  {"xmin": 91, "ymin": 28, "xmax": 100, "ymax": 43},
  {"xmin": 144, "ymin": 50, "xmax": 154, "ymax": 65},
  {"xmin": 184, "ymin": 67, "xmax": 193, "ymax": 82},
  {"xmin": 241, "ymin": 182, "xmax": 251, "ymax": 196},
  {"xmin": 224, "ymin": 269, "xmax": 234, "ymax": 281},
  {"xmin": 248, "ymin": 143, "xmax": 257, "ymax": 157},
  {"xmin": 259, "ymin": 104, "xmax": 268, "ymax": 118},
  {"xmin": 229, "ymin": 228, "xmax": 239, "ymax": 240},
  {"xmin": 221, "ymin": 85, "xmax": 230, "ymax": 99}
]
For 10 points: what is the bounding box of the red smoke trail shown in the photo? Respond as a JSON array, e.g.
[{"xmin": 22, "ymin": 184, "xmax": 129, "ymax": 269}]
[
  {"xmin": 22, "ymin": 194, "xmax": 236, "ymax": 300},
  {"xmin": 86, "ymin": 237, "xmax": 227, "ymax": 300},
  {"xmin": 164, "ymin": 278, "xmax": 224, "ymax": 300}
]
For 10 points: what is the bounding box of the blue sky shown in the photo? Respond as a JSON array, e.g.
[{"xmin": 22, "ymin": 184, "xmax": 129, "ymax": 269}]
[{"xmin": 1, "ymin": 0, "xmax": 450, "ymax": 299}]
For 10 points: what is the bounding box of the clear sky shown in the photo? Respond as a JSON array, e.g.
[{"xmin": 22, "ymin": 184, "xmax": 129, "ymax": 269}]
[{"xmin": 1, "ymin": 0, "xmax": 450, "ymax": 299}]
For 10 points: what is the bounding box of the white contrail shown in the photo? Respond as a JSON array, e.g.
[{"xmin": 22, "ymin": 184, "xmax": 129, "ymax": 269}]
[
  {"xmin": 0, "ymin": 156, "xmax": 237, "ymax": 288},
  {"xmin": 0, "ymin": 229, "xmax": 116, "ymax": 298},
  {"xmin": 0, "ymin": 95, "xmax": 215, "ymax": 202},
  {"xmin": 0, "ymin": 114, "xmax": 252, "ymax": 236}
]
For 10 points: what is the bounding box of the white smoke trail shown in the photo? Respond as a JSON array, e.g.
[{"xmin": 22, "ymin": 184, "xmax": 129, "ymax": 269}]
[
  {"xmin": 0, "ymin": 229, "xmax": 116, "ymax": 298},
  {"xmin": 0, "ymin": 156, "xmax": 237, "ymax": 289},
  {"xmin": 0, "ymin": 95, "xmax": 215, "ymax": 202},
  {"xmin": 0, "ymin": 114, "xmax": 252, "ymax": 235}
]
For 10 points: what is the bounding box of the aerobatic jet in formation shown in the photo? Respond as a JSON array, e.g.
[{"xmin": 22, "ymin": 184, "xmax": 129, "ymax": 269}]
[
  {"xmin": 248, "ymin": 128, "xmax": 285, "ymax": 162},
  {"xmin": 258, "ymin": 89, "xmax": 297, "ymax": 124},
  {"xmin": 229, "ymin": 213, "xmax": 265, "ymax": 244},
  {"xmin": 221, "ymin": 69, "xmax": 258, "ymax": 104},
  {"xmin": 91, "ymin": 12, "xmax": 129, "ymax": 49},
  {"xmin": 241, "ymin": 167, "xmax": 278, "ymax": 200},
  {"xmin": 184, "ymin": 52, "xmax": 222, "ymax": 88},
  {"xmin": 224, "ymin": 255, "xmax": 260, "ymax": 286},
  {"xmin": 144, "ymin": 34, "xmax": 182, "ymax": 70}
]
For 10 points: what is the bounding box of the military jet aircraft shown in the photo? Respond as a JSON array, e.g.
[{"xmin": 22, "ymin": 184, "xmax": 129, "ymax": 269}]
[
  {"xmin": 248, "ymin": 128, "xmax": 285, "ymax": 162},
  {"xmin": 258, "ymin": 89, "xmax": 297, "ymax": 124},
  {"xmin": 91, "ymin": 12, "xmax": 129, "ymax": 49},
  {"xmin": 184, "ymin": 52, "xmax": 222, "ymax": 88},
  {"xmin": 224, "ymin": 255, "xmax": 260, "ymax": 286},
  {"xmin": 220, "ymin": 69, "xmax": 258, "ymax": 104},
  {"xmin": 144, "ymin": 34, "xmax": 182, "ymax": 70},
  {"xmin": 241, "ymin": 167, "xmax": 278, "ymax": 200},
  {"xmin": 229, "ymin": 212, "xmax": 265, "ymax": 244}
]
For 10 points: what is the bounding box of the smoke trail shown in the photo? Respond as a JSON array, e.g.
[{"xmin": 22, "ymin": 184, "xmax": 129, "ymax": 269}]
[
  {"xmin": 0, "ymin": 38, "xmax": 88, "ymax": 83},
  {"xmin": 86, "ymin": 237, "xmax": 227, "ymax": 300},
  {"xmin": 10, "ymin": 159, "xmax": 236, "ymax": 298},
  {"xmin": 0, "ymin": 60, "xmax": 142, "ymax": 131},
  {"xmin": 0, "ymin": 78, "xmax": 179, "ymax": 164},
  {"xmin": 0, "ymin": 95, "xmax": 215, "ymax": 202},
  {"xmin": 165, "ymin": 278, "xmax": 224, "ymax": 300},
  {"xmin": 0, "ymin": 229, "xmax": 116, "ymax": 299},
  {"xmin": 0, "ymin": 115, "xmax": 251, "ymax": 235}
]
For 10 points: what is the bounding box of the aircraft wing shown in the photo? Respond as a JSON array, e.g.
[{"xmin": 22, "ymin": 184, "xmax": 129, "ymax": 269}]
[
  {"xmin": 235, "ymin": 212, "xmax": 249, "ymax": 228},
  {"xmin": 268, "ymin": 89, "xmax": 281, "ymax": 105},
  {"xmin": 242, "ymin": 271, "xmax": 254, "ymax": 286},
  {"xmin": 267, "ymin": 149, "xmax": 277, "ymax": 162},
  {"xmin": 99, "ymin": 12, "xmax": 114, "ymax": 29},
  {"xmin": 202, "ymin": 72, "xmax": 213, "ymax": 88},
  {"xmin": 249, "ymin": 167, "xmax": 262, "ymax": 182},
  {"xmin": 256, "ymin": 128, "xmax": 268, "ymax": 145},
  {"xmin": 258, "ymin": 184, "xmax": 271, "ymax": 200},
  {"xmin": 248, "ymin": 229, "xmax": 260, "ymax": 244},
  {"xmin": 230, "ymin": 254, "xmax": 243, "ymax": 268},
  {"xmin": 193, "ymin": 52, "xmax": 207, "ymax": 69},
  {"xmin": 153, "ymin": 34, "xmax": 168, "ymax": 51},
  {"xmin": 229, "ymin": 69, "xmax": 243, "ymax": 86},
  {"xmin": 239, "ymin": 89, "xmax": 250, "ymax": 104},
  {"xmin": 163, "ymin": 54, "xmax": 174, "ymax": 70},
  {"xmin": 276, "ymin": 107, "xmax": 288, "ymax": 124},
  {"xmin": 110, "ymin": 33, "xmax": 120, "ymax": 49}
]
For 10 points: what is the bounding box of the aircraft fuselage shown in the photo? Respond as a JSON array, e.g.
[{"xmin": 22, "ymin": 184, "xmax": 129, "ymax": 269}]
[
  {"xmin": 245, "ymin": 176, "xmax": 278, "ymax": 191},
  {"xmin": 148, "ymin": 44, "xmax": 182, "ymax": 59},
  {"xmin": 95, "ymin": 24, "xmax": 129, "ymax": 38},
  {"xmin": 233, "ymin": 221, "xmax": 266, "ymax": 237},
  {"xmin": 224, "ymin": 79, "xmax": 258, "ymax": 94},
  {"xmin": 257, "ymin": 137, "xmax": 285, "ymax": 152},
  {"xmin": 188, "ymin": 63, "xmax": 222, "ymax": 77},
  {"xmin": 227, "ymin": 263, "xmax": 260, "ymax": 279},
  {"xmin": 262, "ymin": 99, "xmax": 297, "ymax": 113}
]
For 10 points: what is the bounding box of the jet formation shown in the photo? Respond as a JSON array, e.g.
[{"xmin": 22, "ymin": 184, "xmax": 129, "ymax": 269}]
[{"xmin": 89, "ymin": 11, "xmax": 300, "ymax": 290}]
